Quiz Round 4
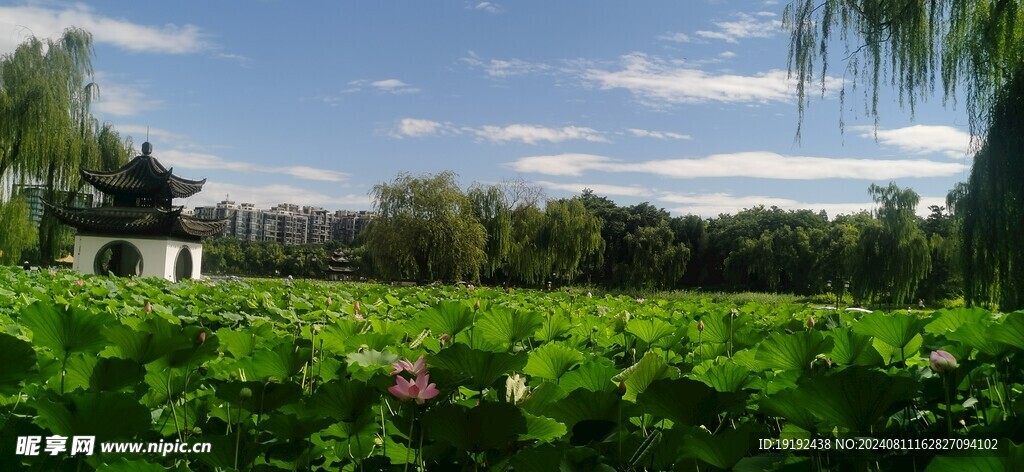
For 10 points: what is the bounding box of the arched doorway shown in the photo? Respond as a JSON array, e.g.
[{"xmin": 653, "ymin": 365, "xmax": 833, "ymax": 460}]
[
  {"xmin": 93, "ymin": 241, "xmax": 143, "ymax": 277},
  {"xmin": 174, "ymin": 246, "xmax": 194, "ymax": 282}
]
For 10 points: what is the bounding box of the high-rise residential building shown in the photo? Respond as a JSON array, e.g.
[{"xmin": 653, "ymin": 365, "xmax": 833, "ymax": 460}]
[
  {"xmin": 193, "ymin": 200, "xmax": 374, "ymax": 245},
  {"xmin": 13, "ymin": 185, "xmax": 94, "ymax": 224},
  {"xmin": 332, "ymin": 210, "xmax": 375, "ymax": 244}
]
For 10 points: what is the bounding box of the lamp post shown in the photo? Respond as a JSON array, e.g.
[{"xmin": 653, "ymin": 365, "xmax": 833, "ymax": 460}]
[{"xmin": 827, "ymin": 280, "xmax": 834, "ymax": 309}]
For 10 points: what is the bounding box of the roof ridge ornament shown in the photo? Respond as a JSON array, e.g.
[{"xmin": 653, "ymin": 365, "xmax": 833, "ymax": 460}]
[{"xmin": 142, "ymin": 141, "xmax": 153, "ymax": 156}]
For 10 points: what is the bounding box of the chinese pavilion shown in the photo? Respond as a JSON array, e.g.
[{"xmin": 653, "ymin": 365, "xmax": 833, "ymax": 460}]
[{"xmin": 46, "ymin": 142, "xmax": 227, "ymax": 281}]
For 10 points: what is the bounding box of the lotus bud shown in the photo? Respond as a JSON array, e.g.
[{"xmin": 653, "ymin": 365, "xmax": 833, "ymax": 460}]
[
  {"xmin": 327, "ymin": 297, "xmax": 333, "ymax": 306},
  {"xmin": 730, "ymin": 308, "xmax": 739, "ymax": 318},
  {"xmin": 197, "ymin": 331, "xmax": 207, "ymax": 345},
  {"xmin": 587, "ymin": 291, "xmax": 593, "ymax": 298},
  {"xmin": 353, "ymin": 301, "xmax": 361, "ymax": 314},
  {"xmin": 145, "ymin": 301, "xmax": 152, "ymax": 313},
  {"xmin": 439, "ymin": 333, "xmax": 451, "ymax": 346},
  {"xmin": 697, "ymin": 319, "xmax": 705, "ymax": 332},
  {"xmin": 474, "ymin": 300, "xmax": 481, "ymax": 310},
  {"xmin": 239, "ymin": 387, "xmax": 253, "ymax": 400},
  {"xmin": 930, "ymin": 350, "xmax": 958, "ymax": 373},
  {"xmin": 617, "ymin": 380, "xmax": 627, "ymax": 396},
  {"xmin": 806, "ymin": 316, "xmax": 815, "ymax": 329}
]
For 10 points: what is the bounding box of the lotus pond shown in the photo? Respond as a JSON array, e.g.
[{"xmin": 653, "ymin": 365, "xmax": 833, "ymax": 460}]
[{"xmin": 0, "ymin": 266, "xmax": 1021, "ymax": 471}]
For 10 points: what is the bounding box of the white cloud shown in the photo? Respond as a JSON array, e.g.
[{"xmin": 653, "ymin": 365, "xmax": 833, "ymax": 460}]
[
  {"xmin": 659, "ymin": 192, "xmax": 947, "ymax": 218},
  {"xmin": 92, "ymin": 80, "xmax": 163, "ymax": 117},
  {"xmin": 627, "ymin": 128, "xmax": 692, "ymax": 140},
  {"xmin": 391, "ymin": 119, "xmax": 608, "ymax": 144},
  {"xmin": 370, "ymin": 79, "xmax": 419, "ymax": 94},
  {"xmin": 471, "ymin": 2, "xmax": 503, "ymax": 13},
  {"xmin": 584, "ymin": 53, "xmax": 841, "ymax": 106},
  {"xmin": 158, "ymin": 149, "xmax": 350, "ymax": 183},
  {"xmin": 187, "ymin": 181, "xmax": 371, "ymax": 210},
  {"xmin": 112, "ymin": 124, "xmax": 188, "ymax": 143},
  {"xmin": 391, "ymin": 118, "xmax": 456, "ymax": 138},
  {"xmin": 0, "ymin": 3, "xmax": 208, "ymax": 55},
  {"xmin": 345, "ymin": 79, "xmax": 419, "ymax": 94},
  {"xmin": 853, "ymin": 124, "xmax": 975, "ymax": 159},
  {"xmin": 505, "ymin": 152, "xmax": 965, "ymax": 180},
  {"xmin": 462, "ymin": 51, "xmax": 551, "ymax": 78},
  {"xmin": 534, "ymin": 180, "xmax": 652, "ymax": 197},
  {"xmin": 696, "ymin": 12, "xmax": 782, "ymax": 43},
  {"xmin": 719, "ymin": 51, "xmax": 737, "ymax": 59},
  {"xmin": 471, "ymin": 124, "xmax": 608, "ymax": 144},
  {"xmin": 658, "ymin": 32, "xmax": 694, "ymax": 43}
]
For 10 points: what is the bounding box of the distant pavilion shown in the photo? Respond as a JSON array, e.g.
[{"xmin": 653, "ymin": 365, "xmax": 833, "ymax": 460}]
[{"xmin": 46, "ymin": 142, "xmax": 227, "ymax": 281}]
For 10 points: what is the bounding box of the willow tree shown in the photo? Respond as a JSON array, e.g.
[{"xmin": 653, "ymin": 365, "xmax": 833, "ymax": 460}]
[
  {"xmin": 0, "ymin": 28, "xmax": 131, "ymax": 262},
  {"xmin": 542, "ymin": 198, "xmax": 604, "ymax": 284},
  {"xmin": 366, "ymin": 171, "xmax": 486, "ymax": 282},
  {"xmin": 851, "ymin": 183, "xmax": 931, "ymax": 306},
  {"xmin": 786, "ymin": 0, "xmax": 1024, "ymax": 308},
  {"xmin": 0, "ymin": 196, "xmax": 37, "ymax": 264}
]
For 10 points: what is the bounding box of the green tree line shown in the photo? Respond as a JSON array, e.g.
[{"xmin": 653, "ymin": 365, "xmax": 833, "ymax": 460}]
[{"xmin": 361, "ymin": 172, "xmax": 962, "ymax": 306}]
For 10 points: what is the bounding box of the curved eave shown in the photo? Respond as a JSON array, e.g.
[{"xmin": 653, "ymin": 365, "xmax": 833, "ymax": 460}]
[
  {"xmin": 79, "ymin": 155, "xmax": 207, "ymax": 198},
  {"xmin": 174, "ymin": 216, "xmax": 228, "ymax": 237}
]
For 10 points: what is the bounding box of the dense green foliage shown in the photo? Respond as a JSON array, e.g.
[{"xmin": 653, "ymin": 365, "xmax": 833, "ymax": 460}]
[
  {"xmin": 0, "ymin": 28, "xmax": 133, "ymax": 262},
  {"xmin": 0, "ymin": 197, "xmax": 37, "ymax": 265},
  {"xmin": 785, "ymin": 0, "xmax": 1024, "ymax": 309},
  {"xmin": 0, "ymin": 267, "xmax": 1021, "ymax": 470},
  {"xmin": 201, "ymin": 239, "xmax": 339, "ymax": 278}
]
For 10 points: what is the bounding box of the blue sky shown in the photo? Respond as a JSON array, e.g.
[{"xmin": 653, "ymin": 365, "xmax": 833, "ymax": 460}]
[{"xmin": 0, "ymin": 1, "xmax": 974, "ymax": 217}]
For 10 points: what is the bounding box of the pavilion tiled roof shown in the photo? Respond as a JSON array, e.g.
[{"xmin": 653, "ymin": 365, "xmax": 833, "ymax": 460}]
[
  {"xmin": 44, "ymin": 202, "xmax": 227, "ymax": 239},
  {"xmin": 80, "ymin": 154, "xmax": 206, "ymax": 199}
]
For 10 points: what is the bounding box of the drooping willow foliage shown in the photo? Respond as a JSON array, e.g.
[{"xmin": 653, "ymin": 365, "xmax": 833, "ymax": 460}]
[
  {"xmin": 958, "ymin": 70, "xmax": 1024, "ymax": 310},
  {"xmin": 0, "ymin": 28, "xmax": 132, "ymax": 262},
  {"xmin": 786, "ymin": 0, "xmax": 1024, "ymax": 309}
]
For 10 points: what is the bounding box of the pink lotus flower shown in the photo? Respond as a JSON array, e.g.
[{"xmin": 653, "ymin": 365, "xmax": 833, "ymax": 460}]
[
  {"xmin": 930, "ymin": 350, "xmax": 958, "ymax": 373},
  {"xmin": 354, "ymin": 313, "xmax": 364, "ymax": 320},
  {"xmin": 207, "ymin": 282, "xmax": 217, "ymax": 287},
  {"xmin": 75, "ymin": 279, "xmax": 84, "ymax": 286},
  {"xmin": 388, "ymin": 372, "xmax": 440, "ymax": 404},
  {"xmin": 326, "ymin": 297, "xmax": 333, "ymax": 306},
  {"xmin": 391, "ymin": 355, "xmax": 427, "ymax": 376}
]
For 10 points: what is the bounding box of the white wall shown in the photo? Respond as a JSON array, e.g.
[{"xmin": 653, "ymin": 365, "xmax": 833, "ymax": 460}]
[{"xmin": 74, "ymin": 235, "xmax": 204, "ymax": 281}]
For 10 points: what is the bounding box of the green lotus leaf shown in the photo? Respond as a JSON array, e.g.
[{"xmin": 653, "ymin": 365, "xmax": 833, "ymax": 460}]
[
  {"xmin": 103, "ymin": 318, "xmax": 191, "ymax": 364},
  {"xmin": 415, "ymin": 301, "xmax": 475, "ymax": 336},
  {"xmin": 216, "ymin": 380, "xmax": 302, "ymax": 411},
  {"xmin": 33, "ymin": 391, "xmax": 151, "ymax": 440},
  {"xmin": 853, "ymin": 312, "xmax": 929, "ymax": 349},
  {"xmin": 0, "ymin": 332, "xmax": 37, "ymax": 393},
  {"xmin": 429, "ymin": 343, "xmax": 527, "ymax": 390},
  {"xmin": 614, "ymin": 351, "xmax": 677, "ymax": 401},
  {"xmin": 541, "ymin": 389, "xmax": 621, "ymax": 432},
  {"xmin": 825, "ymin": 327, "xmax": 882, "ymax": 366},
  {"xmin": 216, "ymin": 324, "xmax": 274, "ymax": 359},
  {"xmin": 89, "ymin": 357, "xmax": 146, "ymax": 392},
  {"xmin": 638, "ymin": 378, "xmax": 745, "ymax": 426},
  {"xmin": 510, "ymin": 443, "xmax": 567, "ymax": 471},
  {"xmin": 755, "ymin": 330, "xmax": 834, "ymax": 372},
  {"xmin": 781, "ymin": 367, "xmax": 919, "ymax": 432},
  {"xmin": 423, "ymin": 402, "xmax": 527, "ymax": 453},
  {"xmin": 925, "ymin": 307, "xmax": 991, "ymax": 335},
  {"xmin": 991, "ymin": 312, "xmax": 1024, "ymax": 351},
  {"xmin": 238, "ymin": 340, "xmax": 309, "ymax": 381},
  {"xmin": 627, "ymin": 318, "xmax": 677, "ymax": 345},
  {"xmin": 687, "ymin": 312, "xmax": 731, "ymax": 344},
  {"xmin": 560, "ymin": 358, "xmax": 618, "ymax": 393},
  {"xmin": 536, "ymin": 311, "xmax": 573, "ymax": 342},
  {"xmin": 948, "ymin": 321, "xmax": 1008, "ymax": 357},
  {"xmin": 872, "ymin": 333, "xmax": 922, "ymax": 365},
  {"xmin": 476, "ymin": 306, "xmax": 543, "ymax": 347},
  {"xmin": 524, "ymin": 342, "xmax": 584, "ymax": 381},
  {"xmin": 681, "ymin": 423, "xmax": 763, "ymax": 470},
  {"xmin": 690, "ymin": 360, "xmax": 753, "ymax": 393},
  {"xmin": 520, "ymin": 412, "xmax": 567, "ymax": 442},
  {"xmin": 760, "ymin": 388, "xmax": 821, "ymax": 432},
  {"xmin": 310, "ymin": 378, "xmax": 379, "ymax": 422},
  {"xmin": 924, "ymin": 455, "xmax": 1006, "ymax": 472},
  {"xmin": 21, "ymin": 300, "xmax": 113, "ymax": 357}
]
